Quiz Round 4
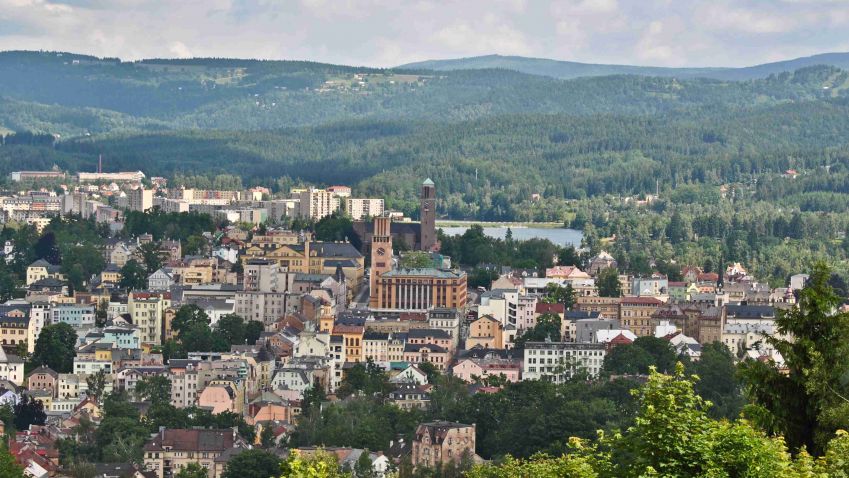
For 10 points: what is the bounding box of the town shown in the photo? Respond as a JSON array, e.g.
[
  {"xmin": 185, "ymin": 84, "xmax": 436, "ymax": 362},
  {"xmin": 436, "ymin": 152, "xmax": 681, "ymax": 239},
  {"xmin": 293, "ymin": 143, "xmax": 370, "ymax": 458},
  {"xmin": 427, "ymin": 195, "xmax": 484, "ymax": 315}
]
[{"xmin": 0, "ymin": 168, "xmax": 818, "ymax": 478}]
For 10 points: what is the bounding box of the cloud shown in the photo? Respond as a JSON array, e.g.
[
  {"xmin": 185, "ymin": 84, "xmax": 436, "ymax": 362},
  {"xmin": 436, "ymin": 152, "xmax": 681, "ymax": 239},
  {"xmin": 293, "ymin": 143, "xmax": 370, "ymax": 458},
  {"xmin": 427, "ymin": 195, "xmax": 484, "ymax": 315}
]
[
  {"xmin": 433, "ymin": 18, "xmax": 531, "ymax": 56},
  {"xmin": 698, "ymin": 3, "xmax": 805, "ymax": 33},
  {"xmin": 0, "ymin": 0, "xmax": 847, "ymax": 67},
  {"xmin": 169, "ymin": 41, "xmax": 192, "ymax": 59}
]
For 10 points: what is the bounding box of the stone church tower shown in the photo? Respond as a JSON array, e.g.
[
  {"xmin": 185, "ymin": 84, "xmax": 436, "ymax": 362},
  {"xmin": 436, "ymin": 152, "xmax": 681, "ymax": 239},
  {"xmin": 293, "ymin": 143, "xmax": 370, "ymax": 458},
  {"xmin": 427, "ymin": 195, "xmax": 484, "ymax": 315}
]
[{"xmin": 420, "ymin": 178, "xmax": 436, "ymax": 251}]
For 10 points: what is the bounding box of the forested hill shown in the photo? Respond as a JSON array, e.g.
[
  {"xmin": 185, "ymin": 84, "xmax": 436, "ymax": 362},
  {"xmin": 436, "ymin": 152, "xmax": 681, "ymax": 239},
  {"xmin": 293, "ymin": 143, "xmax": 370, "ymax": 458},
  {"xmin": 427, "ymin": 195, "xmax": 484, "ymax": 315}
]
[
  {"xmin": 400, "ymin": 52, "xmax": 849, "ymax": 81},
  {"xmin": 4, "ymin": 50, "xmax": 849, "ymax": 223},
  {"xmin": 0, "ymin": 97, "xmax": 846, "ymax": 221},
  {"xmin": 2, "ymin": 50, "xmax": 849, "ymax": 136}
]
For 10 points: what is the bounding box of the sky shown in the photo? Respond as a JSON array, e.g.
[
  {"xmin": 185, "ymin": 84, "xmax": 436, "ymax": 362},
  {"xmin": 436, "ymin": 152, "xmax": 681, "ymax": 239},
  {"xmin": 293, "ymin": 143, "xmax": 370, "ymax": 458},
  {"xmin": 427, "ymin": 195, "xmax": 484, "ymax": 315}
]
[{"xmin": 2, "ymin": 0, "xmax": 849, "ymax": 68}]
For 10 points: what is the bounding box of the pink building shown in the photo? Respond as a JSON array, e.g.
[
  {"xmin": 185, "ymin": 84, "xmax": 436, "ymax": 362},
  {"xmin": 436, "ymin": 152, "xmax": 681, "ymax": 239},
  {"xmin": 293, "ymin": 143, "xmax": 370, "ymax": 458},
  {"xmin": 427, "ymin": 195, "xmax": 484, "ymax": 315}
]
[
  {"xmin": 452, "ymin": 358, "xmax": 521, "ymax": 383},
  {"xmin": 197, "ymin": 384, "xmax": 238, "ymax": 414}
]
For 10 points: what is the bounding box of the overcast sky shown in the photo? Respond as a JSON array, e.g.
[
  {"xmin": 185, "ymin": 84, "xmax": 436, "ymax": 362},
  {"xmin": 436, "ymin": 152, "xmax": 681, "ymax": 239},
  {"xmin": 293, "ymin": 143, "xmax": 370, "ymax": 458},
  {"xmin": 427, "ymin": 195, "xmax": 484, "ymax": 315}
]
[{"xmin": 2, "ymin": 0, "xmax": 849, "ymax": 67}]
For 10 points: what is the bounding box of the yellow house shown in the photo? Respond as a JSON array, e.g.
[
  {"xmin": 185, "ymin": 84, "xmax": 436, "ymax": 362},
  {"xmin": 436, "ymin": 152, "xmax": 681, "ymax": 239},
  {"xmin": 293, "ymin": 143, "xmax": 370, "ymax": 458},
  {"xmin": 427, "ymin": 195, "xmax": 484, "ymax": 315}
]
[
  {"xmin": 0, "ymin": 313, "xmax": 33, "ymax": 352},
  {"xmin": 332, "ymin": 324, "xmax": 365, "ymax": 363},
  {"xmin": 26, "ymin": 259, "xmax": 66, "ymax": 286},
  {"xmin": 99, "ymin": 264, "xmax": 123, "ymax": 285},
  {"xmin": 466, "ymin": 315, "xmax": 505, "ymax": 349}
]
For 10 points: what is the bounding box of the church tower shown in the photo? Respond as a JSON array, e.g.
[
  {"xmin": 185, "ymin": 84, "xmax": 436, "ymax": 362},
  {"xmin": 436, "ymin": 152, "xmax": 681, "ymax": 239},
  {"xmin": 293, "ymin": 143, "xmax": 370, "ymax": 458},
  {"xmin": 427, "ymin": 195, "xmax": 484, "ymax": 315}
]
[
  {"xmin": 369, "ymin": 214, "xmax": 393, "ymax": 308},
  {"xmin": 420, "ymin": 178, "xmax": 436, "ymax": 251}
]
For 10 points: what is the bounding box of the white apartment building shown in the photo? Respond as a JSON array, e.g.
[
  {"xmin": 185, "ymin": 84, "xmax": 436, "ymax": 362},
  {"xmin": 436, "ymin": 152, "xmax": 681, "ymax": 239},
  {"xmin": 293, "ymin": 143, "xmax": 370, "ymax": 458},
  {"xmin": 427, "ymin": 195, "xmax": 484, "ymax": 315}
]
[
  {"xmin": 343, "ymin": 198, "xmax": 384, "ymax": 220},
  {"xmin": 523, "ymin": 341, "xmax": 606, "ymax": 382}
]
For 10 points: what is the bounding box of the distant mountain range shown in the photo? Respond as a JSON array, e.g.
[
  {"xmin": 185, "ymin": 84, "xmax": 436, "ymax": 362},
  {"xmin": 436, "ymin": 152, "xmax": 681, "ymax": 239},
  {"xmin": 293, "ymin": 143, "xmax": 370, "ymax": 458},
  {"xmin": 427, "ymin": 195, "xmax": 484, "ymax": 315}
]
[{"xmin": 399, "ymin": 52, "xmax": 849, "ymax": 81}]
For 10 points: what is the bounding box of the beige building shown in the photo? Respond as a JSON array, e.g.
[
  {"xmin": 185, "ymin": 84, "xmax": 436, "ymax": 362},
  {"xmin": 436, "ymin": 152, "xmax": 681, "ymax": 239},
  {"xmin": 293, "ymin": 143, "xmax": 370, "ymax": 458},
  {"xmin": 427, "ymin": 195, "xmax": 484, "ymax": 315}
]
[
  {"xmin": 240, "ymin": 239, "xmax": 364, "ymax": 288},
  {"xmin": 128, "ymin": 187, "xmax": 154, "ymax": 212},
  {"xmin": 412, "ymin": 422, "xmax": 476, "ymax": 469},
  {"xmin": 619, "ymin": 296, "xmax": 664, "ymax": 337},
  {"xmin": 466, "ymin": 315, "xmax": 505, "ymax": 350},
  {"xmin": 295, "ymin": 187, "xmax": 340, "ymax": 220},
  {"xmin": 370, "ymin": 268, "xmax": 467, "ymax": 312},
  {"xmin": 143, "ymin": 428, "xmax": 244, "ymax": 478},
  {"xmin": 576, "ymin": 296, "xmax": 620, "ymax": 319}
]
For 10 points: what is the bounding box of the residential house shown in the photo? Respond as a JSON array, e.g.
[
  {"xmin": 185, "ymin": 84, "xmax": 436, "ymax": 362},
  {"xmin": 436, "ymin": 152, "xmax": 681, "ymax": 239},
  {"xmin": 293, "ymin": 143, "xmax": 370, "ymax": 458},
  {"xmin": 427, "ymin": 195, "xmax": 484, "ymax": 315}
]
[
  {"xmin": 402, "ymin": 343, "xmax": 450, "ymax": 371},
  {"xmin": 147, "ymin": 269, "xmax": 174, "ymax": 291},
  {"xmin": 575, "ymin": 296, "xmax": 620, "ymax": 320},
  {"xmin": 26, "ymin": 366, "xmax": 58, "ymax": 397},
  {"xmin": 587, "ymin": 251, "xmax": 617, "ymax": 276},
  {"xmin": 26, "ymin": 259, "xmax": 65, "ymax": 286},
  {"xmin": 0, "ymin": 347, "xmax": 25, "ymax": 386},
  {"xmin": 388, "ymin": 364, "xmax": 428, "ymax": 385},
  {"xmin": 452, "ymin": 356, "xmax": 521, "ymax": 383},
  {"xmin": 143, "ymin": 428, "xmax": 246, "ymax": 478},
  {"xmin": 332, "ymin": 324, "xmax": 364, "ymax": 363},
  {"xmin": 465, "ymin": 315, "xmax": 505, "ymax": 350},
  {"xmin": 0, "ymin": 314, "xmax": 33, "ymax": 351},
  {"xmin": 412, "ymin": 422, "xmax": 476, "ymax": 469},
  {"xmin": 51, "ymin": 304, "xmax": 96, "ymax": 329},
  {"xmin": 406, "ymin": 328, "xmax": 453, "ymax": 354},
  {"xmin": 545, "ymin": 266, "xmax": 591, "ymax": 280},
  {"xmin": 387, "ymin": 383, "xmax": 431, "ymax": 410},
  {"xmin": 619, "ymin": 296, "xmax": 664, "ymax": 337}
]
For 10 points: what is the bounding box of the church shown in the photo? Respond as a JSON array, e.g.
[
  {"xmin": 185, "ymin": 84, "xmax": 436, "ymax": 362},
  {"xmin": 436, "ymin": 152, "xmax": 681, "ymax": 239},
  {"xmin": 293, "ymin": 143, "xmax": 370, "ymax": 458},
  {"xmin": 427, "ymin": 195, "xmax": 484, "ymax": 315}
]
[
  {"xmin": 365, "ymin": 179, "xmax": 468, "ymax": 312},
  {"xmin": 351, "ymin": 178, "xmax": 437, "ymax": 254}
]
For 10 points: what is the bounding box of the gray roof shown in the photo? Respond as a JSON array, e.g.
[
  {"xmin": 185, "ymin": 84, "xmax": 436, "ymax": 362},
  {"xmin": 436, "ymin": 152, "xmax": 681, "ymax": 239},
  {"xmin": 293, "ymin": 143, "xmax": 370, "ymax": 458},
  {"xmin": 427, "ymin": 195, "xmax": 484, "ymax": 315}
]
[
  {"xmin": 407, "ymin": 328, "xmax": 451, "ymax": 339},
  {"xmin": 725, "ymin": 305, "xmax": 775, "ymax": 318},
  {"xmin": 404, "ymin": 343, "xmax": 447, "ymax": 353},
  {"xmin": 294, "ymin": 273, "xmax": 329, "ymax": 283},
  {"xmin": 291, "ymin": 242, "xmax": 363, "ymax": 259},
  {"xmin": 382, "ymin": 268, "xmax": 464, "ymax": 279}
]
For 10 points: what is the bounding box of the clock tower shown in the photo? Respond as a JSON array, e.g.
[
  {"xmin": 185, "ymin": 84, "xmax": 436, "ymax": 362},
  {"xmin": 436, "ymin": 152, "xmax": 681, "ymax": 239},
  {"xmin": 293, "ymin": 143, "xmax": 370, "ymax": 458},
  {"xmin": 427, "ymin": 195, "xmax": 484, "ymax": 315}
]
[{"xmin": 369, "ymin": 214, "xmax": 393, "ymax": 308}]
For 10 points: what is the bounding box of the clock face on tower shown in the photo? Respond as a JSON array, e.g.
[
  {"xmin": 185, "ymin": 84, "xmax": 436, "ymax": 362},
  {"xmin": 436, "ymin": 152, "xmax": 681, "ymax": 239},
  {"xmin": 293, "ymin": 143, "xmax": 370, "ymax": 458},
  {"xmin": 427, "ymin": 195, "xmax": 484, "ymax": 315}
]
[{"xmin": 376, "ymin": 247, "xmax": 386, "ymax": 256}]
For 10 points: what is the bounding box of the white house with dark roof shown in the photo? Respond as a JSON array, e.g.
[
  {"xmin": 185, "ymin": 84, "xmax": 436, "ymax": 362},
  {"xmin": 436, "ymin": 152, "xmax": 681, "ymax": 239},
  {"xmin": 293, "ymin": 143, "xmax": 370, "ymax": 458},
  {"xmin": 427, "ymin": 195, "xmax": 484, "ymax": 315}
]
[{"xmin": 0, "ymin": 347, "xmax": 25, "ymax": 386}]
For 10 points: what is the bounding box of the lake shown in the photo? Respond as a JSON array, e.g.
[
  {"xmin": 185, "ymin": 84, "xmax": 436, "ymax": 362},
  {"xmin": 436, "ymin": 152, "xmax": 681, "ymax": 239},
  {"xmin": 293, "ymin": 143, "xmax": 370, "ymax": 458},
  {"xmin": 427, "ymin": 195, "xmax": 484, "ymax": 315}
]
[{"xmin": 438, "ymin": 225, "xmax": 583, "ymax": 248}]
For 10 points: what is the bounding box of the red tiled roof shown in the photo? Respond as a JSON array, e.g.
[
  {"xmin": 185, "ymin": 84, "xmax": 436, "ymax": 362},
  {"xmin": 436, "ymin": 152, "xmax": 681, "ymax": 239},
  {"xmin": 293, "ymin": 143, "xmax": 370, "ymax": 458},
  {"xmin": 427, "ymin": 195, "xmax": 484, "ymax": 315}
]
[
  {"xmin": 609, "ymin": 333, "xmax": 634, "ymax": 345},
  {"xmin": 535, "ymin": 303, "xmax": 565, "ymax": 314},
  {"xmin": 332, "ymin": 324, "xmax": 364, "ymax": 334}
]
